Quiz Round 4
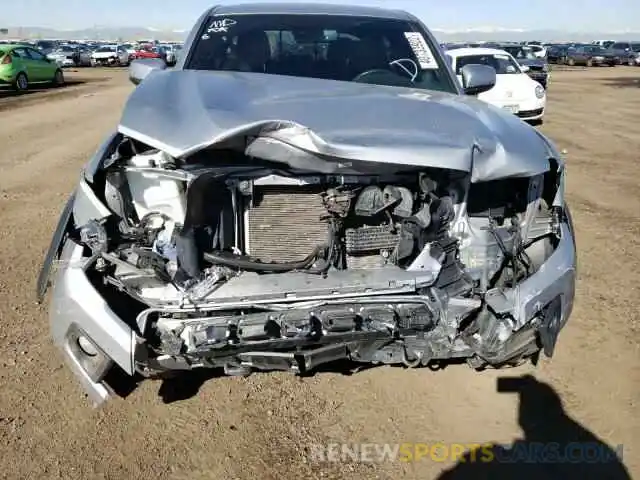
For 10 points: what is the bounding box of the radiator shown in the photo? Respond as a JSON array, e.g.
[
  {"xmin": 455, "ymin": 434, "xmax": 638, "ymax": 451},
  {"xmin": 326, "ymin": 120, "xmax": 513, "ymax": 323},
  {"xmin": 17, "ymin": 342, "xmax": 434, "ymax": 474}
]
[{"xmin": 246, "ymin": 186, "xmax": 329, "ymax": 262}]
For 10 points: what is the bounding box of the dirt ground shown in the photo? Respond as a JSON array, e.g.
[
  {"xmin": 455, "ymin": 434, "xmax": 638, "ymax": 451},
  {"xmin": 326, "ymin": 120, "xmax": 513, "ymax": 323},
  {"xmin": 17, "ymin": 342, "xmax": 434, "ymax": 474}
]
[{"xmin": 0, "ymin": 67, "xmax": 638, "ymax": 479}]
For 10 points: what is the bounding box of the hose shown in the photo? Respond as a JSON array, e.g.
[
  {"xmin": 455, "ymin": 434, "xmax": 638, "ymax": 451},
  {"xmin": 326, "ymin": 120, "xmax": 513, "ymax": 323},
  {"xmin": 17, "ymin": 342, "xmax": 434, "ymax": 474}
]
[{"xmin": 203, "ymin": 247, "xmax": 323, "ymax": 272}]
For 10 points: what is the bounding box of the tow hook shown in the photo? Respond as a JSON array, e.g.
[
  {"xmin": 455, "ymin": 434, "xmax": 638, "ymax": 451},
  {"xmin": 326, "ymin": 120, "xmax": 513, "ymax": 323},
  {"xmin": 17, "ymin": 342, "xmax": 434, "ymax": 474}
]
[{"xmin": 401, "ymin": 347, "xmax": 423, "ymax": 368}]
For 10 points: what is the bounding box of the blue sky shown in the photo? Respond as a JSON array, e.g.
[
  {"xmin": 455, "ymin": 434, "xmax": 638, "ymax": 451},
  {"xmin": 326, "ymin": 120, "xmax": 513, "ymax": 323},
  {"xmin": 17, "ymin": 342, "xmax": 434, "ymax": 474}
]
[{"xmin": 3, "ymin": 0, "xmax": 637, "ymax": 31}]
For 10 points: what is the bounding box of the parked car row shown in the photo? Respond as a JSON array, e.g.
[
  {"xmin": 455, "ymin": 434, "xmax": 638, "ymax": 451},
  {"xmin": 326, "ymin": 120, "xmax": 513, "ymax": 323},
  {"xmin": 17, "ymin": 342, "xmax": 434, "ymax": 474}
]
[
  {"xmin": 81, "ymin": 42, "xmax": 183, "ymax": 68},
  {"xmin": 0, "ymin": 39, "xmax": 184, "ymax": 69},
  {"xmin": 0, "ymin": 39, "xmax": 184, "ymax": 91},
  {"xmin": 442, "ymin": 42, "xmax": 550, "ymax": 90},
  {"xmin": 546, "ymin": 42, "xmax": 640, "ymax": 66},
  {"xmin": 443, "ymin": 39, "xmax": 640, "ymax": 68}
]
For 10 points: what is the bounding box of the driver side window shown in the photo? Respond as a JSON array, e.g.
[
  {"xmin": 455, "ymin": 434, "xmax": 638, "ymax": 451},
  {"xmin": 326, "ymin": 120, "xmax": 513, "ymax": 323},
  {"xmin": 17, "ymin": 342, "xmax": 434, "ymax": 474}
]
[
  {"xmin": 12, "ymin": 47, "xmax": 27, "ymax": 58},
  {"xmin": 27, "ymin": 48, "xmax": 47, "ymax": 61}
]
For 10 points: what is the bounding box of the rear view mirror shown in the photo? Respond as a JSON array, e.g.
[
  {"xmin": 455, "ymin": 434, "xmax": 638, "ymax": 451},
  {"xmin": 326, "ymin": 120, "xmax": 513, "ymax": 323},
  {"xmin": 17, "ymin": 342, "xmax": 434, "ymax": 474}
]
[
  {"xmin": 460, "ymin": 64, "xmax": 496, "ymax": 95},
  {"xmin": 129, "ymin": 58, "xmax": 166, "ymax": 85}
]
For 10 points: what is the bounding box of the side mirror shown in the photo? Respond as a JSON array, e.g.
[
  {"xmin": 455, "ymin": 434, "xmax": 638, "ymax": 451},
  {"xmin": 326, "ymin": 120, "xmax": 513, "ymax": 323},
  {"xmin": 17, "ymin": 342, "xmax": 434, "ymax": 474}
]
[
  {"xmin": 520, "ymin": 65, "xmax": 530, "ymax": 72},
  {"xmin": 129, "ymin": 58, "xmax": 166, "ymax": 85},
  {"xmin": 460, "ymin": 63, "xmax": 496, "ymax": 95}
]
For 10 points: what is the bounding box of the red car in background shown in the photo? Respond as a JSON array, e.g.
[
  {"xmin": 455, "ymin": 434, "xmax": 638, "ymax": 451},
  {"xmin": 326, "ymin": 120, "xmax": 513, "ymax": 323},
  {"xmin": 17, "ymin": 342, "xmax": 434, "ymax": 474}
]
[{"xmin": 131, "ymin": 45, "xmax": 163, "ymax": 62}]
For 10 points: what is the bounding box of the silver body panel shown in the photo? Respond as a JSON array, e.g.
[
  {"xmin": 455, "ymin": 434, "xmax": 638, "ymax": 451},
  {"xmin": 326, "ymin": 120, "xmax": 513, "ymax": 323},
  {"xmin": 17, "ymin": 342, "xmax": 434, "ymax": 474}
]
[
  {"xmin": 50, "ymin": 240, "xmax": 135, "ymax": 405},
  {"xmin": 118, "ymin": 69, "xmax": 553, "ymax": 183}
]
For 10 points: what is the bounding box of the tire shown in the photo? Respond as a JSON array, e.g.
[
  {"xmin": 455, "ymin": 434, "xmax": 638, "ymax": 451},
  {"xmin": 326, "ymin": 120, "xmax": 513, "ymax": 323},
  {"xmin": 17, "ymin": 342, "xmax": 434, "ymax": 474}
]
[
  {"xmin": 52, "ymin": 69, "xmax": 64, "ymax": 87},
  {"xmin": 13, "ymin": 72, "xmax": 28, "ymax": 92},
  {"xmin": 567, "ymin": 57, "xmax": 575, "ymax": 66}
]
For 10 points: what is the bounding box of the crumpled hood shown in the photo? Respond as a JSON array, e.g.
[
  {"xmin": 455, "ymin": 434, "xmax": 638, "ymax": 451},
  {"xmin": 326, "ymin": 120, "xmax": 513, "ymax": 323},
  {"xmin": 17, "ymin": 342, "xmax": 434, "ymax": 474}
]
[{"xmin": 118, "ymin": 69, "xmax": 554, "ymax": 182}]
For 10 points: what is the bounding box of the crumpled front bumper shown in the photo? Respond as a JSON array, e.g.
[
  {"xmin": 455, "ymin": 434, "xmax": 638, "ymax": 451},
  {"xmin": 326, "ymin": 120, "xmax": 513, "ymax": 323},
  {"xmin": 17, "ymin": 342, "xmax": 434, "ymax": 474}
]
[
  {"xmin": 48, "ymin": 215, "xmax": 576, "ymax": 405},
  {"xmin": 481, "ymin": 220, "xmax": 576, "ymax": 361},
  {"xmin": 49, "ymin": 240, "xmax": 135, "ymax": 406}
]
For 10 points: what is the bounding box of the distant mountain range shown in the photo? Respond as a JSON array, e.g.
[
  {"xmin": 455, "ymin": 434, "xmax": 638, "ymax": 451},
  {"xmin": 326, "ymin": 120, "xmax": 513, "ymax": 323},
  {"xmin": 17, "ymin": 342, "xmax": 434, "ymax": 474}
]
[
  {"xmin": 1, "ymin": 25, "xmax": 639, "ymax": 43},
  {"xmin": 434, "ymin": 28, "xmax": 640, "ymax": 42},
  {"xmin": 0, "ymin": 26, "xmax": 188, "ymax": 42}
]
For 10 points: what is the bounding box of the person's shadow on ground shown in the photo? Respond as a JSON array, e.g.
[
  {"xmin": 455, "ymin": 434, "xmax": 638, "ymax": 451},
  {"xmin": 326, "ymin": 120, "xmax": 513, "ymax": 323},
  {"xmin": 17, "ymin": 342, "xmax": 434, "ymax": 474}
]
[{"xmin": 437, "ymin": 374, "xmax": 631, "ymax": 480}]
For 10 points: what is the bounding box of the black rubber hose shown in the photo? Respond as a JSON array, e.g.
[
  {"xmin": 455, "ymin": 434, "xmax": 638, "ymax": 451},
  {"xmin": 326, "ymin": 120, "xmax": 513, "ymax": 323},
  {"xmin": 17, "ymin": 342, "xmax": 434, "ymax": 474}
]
[{"xmin": 203, "ymin": 247, "xmax": 322, "ymax": 272}]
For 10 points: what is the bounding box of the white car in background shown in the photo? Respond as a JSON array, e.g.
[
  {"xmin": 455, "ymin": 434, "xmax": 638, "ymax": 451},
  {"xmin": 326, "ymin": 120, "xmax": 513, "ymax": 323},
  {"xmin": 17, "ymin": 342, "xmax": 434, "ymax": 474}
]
[
  {"xmin": 156, "ymin": 44, "xmax": 184, "ymax": 66},
  {"xmin": 446, "ymin": 48, "xmax": 546, "ymax": 123},
  {"xmin": 48, "ymin": 45, "xmax": 92, "ymax": 67},
  {"xmin": 90, "ymin": 45, "xmax": 129, "ymax": 66},
  {"xmin": 592, "ymin": 40, "xmax": 615, "ymax": 48},
  {"xmin": 527, "ymin": 44, "xmax": 547, "ymax": 58},
  {"xmin": 156, "ymin": 44, "xmax": 176, "ymax": 65}
]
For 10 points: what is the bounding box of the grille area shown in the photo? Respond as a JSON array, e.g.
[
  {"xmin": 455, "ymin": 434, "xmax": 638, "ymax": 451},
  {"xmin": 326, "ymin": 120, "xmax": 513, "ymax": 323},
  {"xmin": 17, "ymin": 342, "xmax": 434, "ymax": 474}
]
[
  {"xmin": 247, "ymin": 186, "xmax": 329, "ymax": 262},
  {"xmin": 516, "ymin": 108, "xmax": 544, "ymax": 118}
]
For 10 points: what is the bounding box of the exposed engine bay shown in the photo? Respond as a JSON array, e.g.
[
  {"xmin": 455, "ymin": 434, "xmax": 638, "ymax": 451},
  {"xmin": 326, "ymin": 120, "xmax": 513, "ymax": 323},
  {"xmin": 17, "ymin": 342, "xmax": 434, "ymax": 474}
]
[{"xmin": 76, "ymin": 139, "xmax": 564, "ymax": 376}]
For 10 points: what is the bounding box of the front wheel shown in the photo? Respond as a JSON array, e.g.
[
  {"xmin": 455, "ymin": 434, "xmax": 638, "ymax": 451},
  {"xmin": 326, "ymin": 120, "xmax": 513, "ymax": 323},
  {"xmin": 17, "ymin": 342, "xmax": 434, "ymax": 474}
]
[
  {"xmin": 13, "ymin": 72, "xmax": 28, "ymax": 92},
  {"xmin": 567, "ymin": 58, "xmax": 575, "ymax": 66},
  {"xmin": 52, "ymin": 69, "xmax": 64, "ymax": 87}
]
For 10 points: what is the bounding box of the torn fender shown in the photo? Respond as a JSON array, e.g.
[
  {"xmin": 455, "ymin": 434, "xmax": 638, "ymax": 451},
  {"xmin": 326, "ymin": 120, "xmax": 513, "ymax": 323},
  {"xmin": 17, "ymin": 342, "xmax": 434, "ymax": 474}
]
[{"xmin": 36, "ymin": 192, "xmax": 76, "ymax": 302}]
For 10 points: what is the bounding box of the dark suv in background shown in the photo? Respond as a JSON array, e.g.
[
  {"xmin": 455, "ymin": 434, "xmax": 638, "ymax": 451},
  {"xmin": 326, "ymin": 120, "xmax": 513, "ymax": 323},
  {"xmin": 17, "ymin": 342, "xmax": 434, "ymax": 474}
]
[
  {"xmin": 492, "ymin": 43, "xmax": 550, "ymax": 88},
  {"xmin": 546, "ymin": 44, "xmax": 570, "ymax": 64},
  {"xmin": 565, "ymin": 45, "xmax": 619, "ymax": 66},
  {"xmin": 610, "ymin": 41, "xmax": 640, "ymax": 65}
]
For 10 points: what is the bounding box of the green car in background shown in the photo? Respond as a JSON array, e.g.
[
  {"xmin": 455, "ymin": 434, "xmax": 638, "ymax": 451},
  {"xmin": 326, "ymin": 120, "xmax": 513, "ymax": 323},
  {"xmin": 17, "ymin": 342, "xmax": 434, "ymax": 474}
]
[{"xmin": 0, "ymin": 44, "xmax": 65, "ymax": 92}]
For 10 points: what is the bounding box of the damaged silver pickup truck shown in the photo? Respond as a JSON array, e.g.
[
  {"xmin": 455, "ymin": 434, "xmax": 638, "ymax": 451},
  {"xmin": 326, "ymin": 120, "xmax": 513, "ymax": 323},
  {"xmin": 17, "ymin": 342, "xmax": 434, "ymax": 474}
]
[{"xmin": 37, "ymin": 3, "xmax": 576, "ymax": 405}]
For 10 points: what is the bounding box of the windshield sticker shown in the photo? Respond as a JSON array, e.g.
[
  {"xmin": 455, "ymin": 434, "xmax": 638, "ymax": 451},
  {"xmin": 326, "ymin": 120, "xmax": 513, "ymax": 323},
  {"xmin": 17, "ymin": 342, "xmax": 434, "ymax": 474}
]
[
  {"xmin": 404, "ymin": 32, "xmax": 438, "ymax": 69},
  {"xmin": 207, "ymin": 18, "xmax": 237, "ymax": 34}
]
